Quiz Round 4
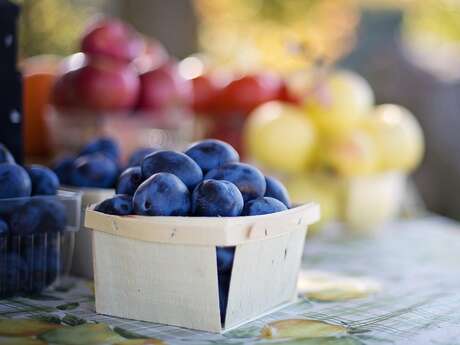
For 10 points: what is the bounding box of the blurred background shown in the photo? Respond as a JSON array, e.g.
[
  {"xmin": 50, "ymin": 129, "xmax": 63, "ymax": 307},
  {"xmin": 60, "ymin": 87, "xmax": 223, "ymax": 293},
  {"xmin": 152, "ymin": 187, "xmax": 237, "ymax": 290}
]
[{"xmin": 7, "ymin": 0, "xmax": 460, "ymax": 232}]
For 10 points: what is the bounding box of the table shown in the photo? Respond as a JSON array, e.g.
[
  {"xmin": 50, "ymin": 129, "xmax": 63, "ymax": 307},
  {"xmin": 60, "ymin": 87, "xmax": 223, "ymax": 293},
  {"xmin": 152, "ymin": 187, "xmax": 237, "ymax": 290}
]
[{"xmin": 1, "ymin": 216, "xmax": 460, "ymax": 345}]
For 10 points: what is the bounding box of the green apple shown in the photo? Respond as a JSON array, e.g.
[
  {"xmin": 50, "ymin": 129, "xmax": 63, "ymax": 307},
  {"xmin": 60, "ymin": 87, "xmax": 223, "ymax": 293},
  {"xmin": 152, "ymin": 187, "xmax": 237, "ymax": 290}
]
[{"xmin": 245, "ymin": 101, "xmax": 316, "ymax": 173}]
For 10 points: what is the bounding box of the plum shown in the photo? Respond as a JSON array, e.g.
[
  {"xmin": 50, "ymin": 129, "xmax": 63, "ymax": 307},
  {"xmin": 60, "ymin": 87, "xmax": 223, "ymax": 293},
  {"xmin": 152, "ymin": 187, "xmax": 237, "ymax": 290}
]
[
  {"xmin": 141, "ymin": 150, "xmax": 202, "ymax": 190},
  {"xmin": 0, "ymin": 163, "xmax": 32, "ymax": 199},
  {"xmin": 264, "ymin": 176, "xmax": 291, "ymax": 208},
  {"xmin": 46, "ymin": 232, "xmax": 61, "ymax": 285},
  {"xmin": 116, "ymin": 166, "xmax": 143, "ymax": 196},
  {"xmin": 218, "ymin": 270, "xmax": 231, "ymax": 324},
  {"xmin": 242, "ymin": 197, "xmax": 287, "ymax": 216},
  {"xmin": 52, "ymin": 156, "xmax": 75, "ymax": 186},
  {"xmin": 95, "ymin": 195, "xmax": 133, "ymax": 216},
  {"xmin": 0, "ymin": 144, "xmax": 14, "ymax": 164},
  {"xmin": 192, "ymin": 180, "xmax": 243, "ymax": 217},
  {"xmin": 9, "ymin": 197, "xmax": 67, "ymax": 235},
  {"xmin": 205, "ymin": 162, "xmax": 266, "ymax": 202},
  {"xmin": 216, "ymin": 247, "xmax": 235, "ymax": 273},
  {"xmin": 185, "ymin": 139, "xmax": 239, "ymax": 174},
  {"xmin": 69, "ymin": 154, "xmax": 118, "ymax": 188},
  {"xmin": 127, "ymin": 147, "xmax": 158, "ymax": 167},
  {"xmin": 133, "ymin": 172, "xmax": 190, "ymax": 216},
  {"xmin": 27, "ymin": 165, "xmax": 59, "ymax": 196},
  {"xmin": 0, "ymin": 218, "xmax": 8, "ymax": 237},
  {"xmin": 78, "ymin": 137, "xmax": 120, "ymax": 162},
  {"xmin": 5, "ymin": 253, "xmax": 28, "ymax": 295}
]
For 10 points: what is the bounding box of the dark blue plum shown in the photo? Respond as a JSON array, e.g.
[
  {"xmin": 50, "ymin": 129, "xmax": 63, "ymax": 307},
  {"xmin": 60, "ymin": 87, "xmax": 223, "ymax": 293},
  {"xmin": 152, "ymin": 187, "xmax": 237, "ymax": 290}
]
[
  {"xmin": 0, "ymin": 143, "xmax": 15, "ymax": 164},
  {"xmin": 6, "ymin": 253, "xmax": 28, "ymax": 294},
  {"xmin": 133, "ymin": 172, "xmax": 191, "ymax": 216},
  {"xmin": 218, "ymin": 270, "xmax": 231, "ymax": 324},
  {"xmin": 116, "ymin": 166, "xmax": 143, "ymax": 196},
  {"xmin": 128, "ymin": 147, "xmax": 158, "ymax": 167},
  {"xmin": 264, "ymin": 176, "xmax": 291, "ymax": 208},
  {"xmin": 192, "ymin": 180, "xmax": 243, "ymax": 217},
  {"xmin": 0, "ymin": 198, "xmax": 27, "ymax": 219},
  {"xmin": 141, "ymin": 150, "xmax": 203, "ymax": 190},
  {"xmin": 0, "ymin": 163, "xmax": 32, "ymax": 199},
  {"xmin": 242, "ymin": 197, "xmax": 287, "ymax": 216},
  {"xmin": 46, "ymin": 232, "xmax": 60, "ymax": 285},
  {"xmin": 0, "ymin": 218, "xmax": 8, "ymax": 236},
  {"xmin": 185, "ymin": 139, "xmax": 239, "ymax": 174},
  {"xmin": 78, "ymin": 137, "xmax": 120, "ymax": 162},
  {"xmin": 9, "ymin": 203, "xmax": 40, "ymax": 236},
  {"xmin": 32, "ymin": 234, "xmax": 47, "ymax": 292},
  {"xmin": 216, "ymin": 247, "xmax": 235, "ymax": 273},
  {"xmin": 52, "ymin": 156, "xmax": 75, "ymax": 186},
  {"xmin": 216, "ymin": 246, "xmax": 236, "ymax": 323},
  {"xmin": 27, "ymin": 165, "xmax": 59, "ymax": 196},
  {"xmin": 95, "ymin": 195, "xmax": 133, "ymax": 216},
  {"xmin": 9, "ymin": 197, "xmax": 67, "ymax": 235},
  {"xmin": 69, "ymin": 154, "xmax": 118, "ymax": 188},
  {"xmin": 205, "ymin": 162, "xmax": 266, "ymax": 202}
]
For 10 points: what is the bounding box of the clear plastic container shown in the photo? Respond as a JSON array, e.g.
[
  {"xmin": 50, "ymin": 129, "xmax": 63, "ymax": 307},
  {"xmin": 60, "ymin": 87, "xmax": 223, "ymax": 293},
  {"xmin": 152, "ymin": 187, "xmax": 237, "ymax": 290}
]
[
  {"xmin": 0, "ymin": 190, "xmax": 81, "ymax": 297},
  {"xmin": 46, "ymin": 107, "xmax": 197, "ymax": 163}
]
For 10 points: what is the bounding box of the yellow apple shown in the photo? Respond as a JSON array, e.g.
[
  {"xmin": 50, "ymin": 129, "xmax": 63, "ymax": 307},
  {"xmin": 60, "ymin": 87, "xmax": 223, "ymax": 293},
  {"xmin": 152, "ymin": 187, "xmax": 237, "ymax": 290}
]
[
  {"xmin": 364, "ymin": 104, "xmax": 424, "ymax": 172},
  {"xmin": 285, "ymin": 174, "xmax": 341, "ymax": 234},
  {"xmin": 244, "ymin": 101, "xmax": 316, "ymax": 174},
  {"xmin": 304, "ymin": 69, "xmax": 375, "ymax": 134},
  {"xmin": 317, "ymin": 129, "xmax": 379, "ymax": 177},
  {"xmin": 343, "ymin": 172, "xmax": 406, "ymax": 233}
]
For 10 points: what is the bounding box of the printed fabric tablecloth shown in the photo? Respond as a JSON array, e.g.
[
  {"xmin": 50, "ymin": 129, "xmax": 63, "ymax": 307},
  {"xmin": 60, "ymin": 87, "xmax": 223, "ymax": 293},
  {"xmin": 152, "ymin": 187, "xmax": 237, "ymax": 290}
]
[{"xmin": 1, "ymin": 216, "xmax": 460, "ymax": 345}]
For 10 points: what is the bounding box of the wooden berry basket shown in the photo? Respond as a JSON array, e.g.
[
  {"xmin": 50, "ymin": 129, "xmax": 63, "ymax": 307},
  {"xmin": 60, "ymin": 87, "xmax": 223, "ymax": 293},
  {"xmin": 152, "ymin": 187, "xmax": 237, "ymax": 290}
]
[
  {"xmin": 65, "ymin": 187, "xmax": 115, "ymax": 279},
  {"xmin": 84, "ymin": 203, "xmax": 320, "ymax": 333}
]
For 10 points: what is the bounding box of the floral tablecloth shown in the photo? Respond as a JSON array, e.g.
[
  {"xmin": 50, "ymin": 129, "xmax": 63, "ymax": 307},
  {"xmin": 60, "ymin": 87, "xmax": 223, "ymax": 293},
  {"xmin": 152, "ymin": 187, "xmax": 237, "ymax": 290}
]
[{"xmin": 1, "ymin": 216, "xmax": 460, "ymax": 345}]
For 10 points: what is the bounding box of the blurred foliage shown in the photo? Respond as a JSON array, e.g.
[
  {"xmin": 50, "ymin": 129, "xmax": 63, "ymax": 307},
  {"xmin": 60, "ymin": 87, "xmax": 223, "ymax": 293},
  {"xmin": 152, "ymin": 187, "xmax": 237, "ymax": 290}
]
[
  {"xmin": 14, "ymin": 0, "xmax": 105, "ymax": 58},
  {"xmin": 195, "ymin": 0, "xmax": 359, "ymax": 74}
]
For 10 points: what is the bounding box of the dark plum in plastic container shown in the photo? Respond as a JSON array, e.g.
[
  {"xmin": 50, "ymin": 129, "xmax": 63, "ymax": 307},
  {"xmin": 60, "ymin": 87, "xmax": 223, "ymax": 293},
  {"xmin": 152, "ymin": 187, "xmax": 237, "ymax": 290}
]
[{"xmin": 0, "ymin": 195, "xmax": 72, "ymax": 297}]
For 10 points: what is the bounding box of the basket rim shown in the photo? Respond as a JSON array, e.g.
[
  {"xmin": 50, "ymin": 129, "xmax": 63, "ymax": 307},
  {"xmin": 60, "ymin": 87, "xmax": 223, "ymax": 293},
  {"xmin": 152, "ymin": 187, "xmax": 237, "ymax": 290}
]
[{"xmin": 84, "ymin": 202, "xmax": 320, "ymax": 246}]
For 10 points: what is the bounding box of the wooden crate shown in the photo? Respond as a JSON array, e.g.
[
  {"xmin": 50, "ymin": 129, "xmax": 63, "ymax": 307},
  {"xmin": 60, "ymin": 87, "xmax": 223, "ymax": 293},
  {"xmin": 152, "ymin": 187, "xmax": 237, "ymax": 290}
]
[{"xmin": 85, "ymin": 203, "xmax": 319, "ymax": 332}]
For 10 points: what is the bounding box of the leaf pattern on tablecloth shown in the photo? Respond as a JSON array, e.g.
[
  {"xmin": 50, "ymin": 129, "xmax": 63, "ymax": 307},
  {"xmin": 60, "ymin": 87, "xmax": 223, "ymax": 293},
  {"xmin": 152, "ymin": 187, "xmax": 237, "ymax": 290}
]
[
  {"xmin": 260, "ymin": 319, "xmax": 349, "ymax": 339},
  {"xmin": 1, "ymin": 218, "xmax": 460, "ymax": 345}
]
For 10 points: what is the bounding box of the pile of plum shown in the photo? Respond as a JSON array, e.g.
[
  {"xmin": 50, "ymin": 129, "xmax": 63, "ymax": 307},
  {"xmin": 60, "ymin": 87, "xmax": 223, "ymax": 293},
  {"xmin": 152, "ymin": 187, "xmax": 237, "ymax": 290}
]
[
  {"xmin": 52, "ymin": 138, "xmax": 159, "ymax": 190},
  {"xmin": 93, "ymin": 139, "xmax": 292, "ymax": 323},
  {"xmin": 94, "ymin": 139, "xmax": 291, "ymax": 217},
  {"xmin": 0, "ymin": 144, "xmax": 66, "ymax": 297}
]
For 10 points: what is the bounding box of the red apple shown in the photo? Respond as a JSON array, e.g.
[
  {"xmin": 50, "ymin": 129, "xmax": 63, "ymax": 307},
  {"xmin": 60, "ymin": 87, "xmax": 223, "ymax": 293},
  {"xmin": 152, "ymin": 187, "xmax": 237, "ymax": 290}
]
[
  {"xmin": 81, "ymin": 18, "xmax": 144, "ymax": 63},
  {"xmin": 278, "ymin": 80, "xmax": 302, "ymax": 105},
  {"xmin": 137, "ymin": 62, "xmax": 192, "ymax": 112},
  {"xmin": 216, "ymin": 74, "xmax": 283, "ymax": 115},
  {"xmin": 134, "ymin": 38, "xmax": 169, "ymax": 73},
  {"xmin": 52, "ymin": 58, "xmax": 140, "ymax": 111},
  {"xmin": 191, "ymin": 74, "xmax": 226, "ymax": 114},
  {"xmin": 52, "ymin": 69, "xmax": 80, "ymax": 109}
]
